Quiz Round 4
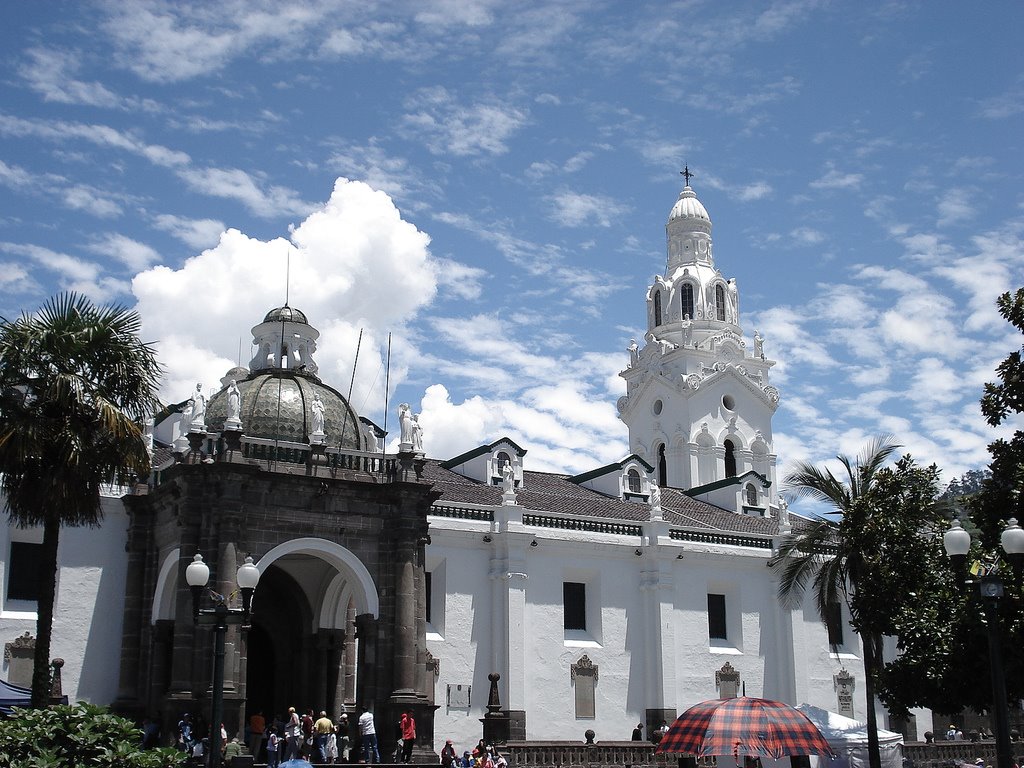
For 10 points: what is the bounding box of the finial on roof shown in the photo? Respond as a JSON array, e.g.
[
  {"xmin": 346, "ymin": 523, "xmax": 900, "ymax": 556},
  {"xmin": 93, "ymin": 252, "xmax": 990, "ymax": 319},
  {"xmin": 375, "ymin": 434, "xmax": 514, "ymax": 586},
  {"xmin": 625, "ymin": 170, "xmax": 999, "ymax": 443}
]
[{"xmin": 681, "ymin": 164, "xmax": 693, "ymax": 187}]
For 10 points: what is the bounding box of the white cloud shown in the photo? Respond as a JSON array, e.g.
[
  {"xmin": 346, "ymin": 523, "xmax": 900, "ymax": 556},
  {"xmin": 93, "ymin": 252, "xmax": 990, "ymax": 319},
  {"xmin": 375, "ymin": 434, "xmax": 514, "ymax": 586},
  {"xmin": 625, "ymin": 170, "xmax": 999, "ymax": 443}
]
[
  {"xmin": 132, "ymin": 179, "xmax": 437, "ymax": 404},
  {"xmin": 790, "ymin": 226, "xmax": 825, "ymax": 245},
  {"xmin": 63, "ymin": 185, "xmax": 124, "ymax": 218},
  {"xmin": 151, "ymin": 213, "xmax": 227, "ymax": 250},
  {"xmin": 432, "ymin": 258, "xmax": 487, "ymax": 300},
  {"xmin": 401, "ymin": 87, "xmax": 528, "ymax": 156},
  {"xmin": 547, "ymin": 190, "xmax": 629, "ymax": 228},
  {"xmin": 19, "ymin": 47, "xmax": 122, "ymax": 108},
  {"xmin": 87, "ymin": 233, "xmax": 162, "ymax": 271},
  {"xmin": 810, "ymin": 163, "xmax": 863, "ymax": 190},
  {"xmin": 737, "ymin": 182, "xmax": 772, "ymax": 201},
  {"xmin": 176, "ymin": 166, "xmax": 311, "ymax": 218}
]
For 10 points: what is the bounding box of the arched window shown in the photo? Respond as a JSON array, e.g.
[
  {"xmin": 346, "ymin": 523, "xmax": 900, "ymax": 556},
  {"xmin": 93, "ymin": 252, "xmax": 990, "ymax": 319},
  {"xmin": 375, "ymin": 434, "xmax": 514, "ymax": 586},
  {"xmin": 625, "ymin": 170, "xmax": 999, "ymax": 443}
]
[
  {"xmin": 496, "ymin": 452, "xmax": 511, "ymax": 471},
  {"xmin": 626, "ymin": 468, "xmax": 642, "ymax": 494},
  {"xmin": 653, "ymin": 291, "xmax": 663, "ymax": 326},
  {"xmin": 680, "ymin": 283, "xmax": 694, "ymax": 320},
  {"xmin": 715, "ymin": 284, "xmax": 726, "ymax": 321},
  {"xmin": 657, "ymin": 444, "xmax": 667, "ymax": 487},
  {"xmin": 745, "ymin": 483, "xmax": 757, "ymax": 506},
  {"xmin": 724, "ymin": 439, "xmax": 737, "ymax": 478}
]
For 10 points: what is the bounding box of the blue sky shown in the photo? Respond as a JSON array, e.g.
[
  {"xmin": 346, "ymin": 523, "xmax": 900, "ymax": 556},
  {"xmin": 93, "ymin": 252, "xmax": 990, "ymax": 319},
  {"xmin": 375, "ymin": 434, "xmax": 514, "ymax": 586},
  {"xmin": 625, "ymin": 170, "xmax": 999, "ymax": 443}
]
[{"xmin": 1, "ymin": 0, "xmax": 1022, "ymax": 487}]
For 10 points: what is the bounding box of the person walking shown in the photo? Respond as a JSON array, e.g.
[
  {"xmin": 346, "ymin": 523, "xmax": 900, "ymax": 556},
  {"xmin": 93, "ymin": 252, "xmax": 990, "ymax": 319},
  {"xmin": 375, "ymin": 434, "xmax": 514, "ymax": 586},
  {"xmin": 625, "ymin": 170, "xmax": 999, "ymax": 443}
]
[
  {"xmin": 285, "ymin": 707, "xmax": 303, "ymax": 761},
  {"xmin": 440, "ymin": 738, "xmax": 457, "ymax": 768},
  {"xmin": 400, "ymin": 711, "xmax": 416, "ymax": 763},
  {"xmin": 358, "ymin": 705, "xmax": 379, "ymax": 763},
  {"xmin": 315, "ymin": 711, "xmax": 335, "ymax": 764}
]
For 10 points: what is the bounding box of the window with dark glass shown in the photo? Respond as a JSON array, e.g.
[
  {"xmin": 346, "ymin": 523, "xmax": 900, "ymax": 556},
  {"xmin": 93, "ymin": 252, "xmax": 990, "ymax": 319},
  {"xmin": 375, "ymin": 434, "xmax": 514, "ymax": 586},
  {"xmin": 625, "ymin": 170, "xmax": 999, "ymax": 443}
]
[
  {"xmin": 425, "ymin": 571, "xmax": 432, "ymax": 624},
  {"xmin": 681, "ymin": 283, "xmax": 694, "ymax": 320},
  {"xmin": 724, "ymin": 439, "xmax": 737, "ymax": 478},
  {"xmin": 563, "ymin": 582, "xmax": 587, "ymax": 631},
  {"xmin": 715, "ymin": 284, "xmax": 726, "ymax": 321},
  {"xmin": 657, "ymin": 444, "xmax": 667, "ymax": 487},
  {"xmin": 708, "ymin": 593, "xmax": 727, "ymax": 640},
  {"xmin": 626, "ymin": 469, "xmax": 642, "ymax": 494},
  {"xmin": 745, "ymin": 483, "xmax": 757, "ymax": 506},
  {"xmin": 653, "ymin": 291, "xmax": 663, "ymax": 326},
  {"xmin": 7, "ymin": 542, "xmax": 44, "ymax": 602},
  {"xmin": 826, "ymin": 602, "xmax": 844, "ymax": 646}
]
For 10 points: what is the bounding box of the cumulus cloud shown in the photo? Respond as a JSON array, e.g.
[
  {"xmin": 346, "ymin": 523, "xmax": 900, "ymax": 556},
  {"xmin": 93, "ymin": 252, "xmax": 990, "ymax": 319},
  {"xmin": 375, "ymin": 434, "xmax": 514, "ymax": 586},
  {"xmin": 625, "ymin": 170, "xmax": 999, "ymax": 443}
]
[{"xmin": 132, "ymin": 178, "xmax": 436, "ymax": 402}]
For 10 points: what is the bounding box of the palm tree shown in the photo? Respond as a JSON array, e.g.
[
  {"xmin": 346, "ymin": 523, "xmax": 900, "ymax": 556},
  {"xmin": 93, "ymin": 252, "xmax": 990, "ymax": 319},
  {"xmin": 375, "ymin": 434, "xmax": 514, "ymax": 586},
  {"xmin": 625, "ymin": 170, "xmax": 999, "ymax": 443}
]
[
  {"xmin": 0, "ymin": 293, "xmax": 161, "ymax": 706},
  {"xmin": 770, "ymin": 435, "xmax": 902, "ymax": 768}
]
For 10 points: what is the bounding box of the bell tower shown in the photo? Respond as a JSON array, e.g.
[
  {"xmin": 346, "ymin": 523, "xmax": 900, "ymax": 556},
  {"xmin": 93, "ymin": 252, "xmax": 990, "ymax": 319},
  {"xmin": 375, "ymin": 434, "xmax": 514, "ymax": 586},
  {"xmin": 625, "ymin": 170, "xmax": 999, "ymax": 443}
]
[{"xmin": 617, "ymin": 178, "xmax": 781, "ymax": 513}]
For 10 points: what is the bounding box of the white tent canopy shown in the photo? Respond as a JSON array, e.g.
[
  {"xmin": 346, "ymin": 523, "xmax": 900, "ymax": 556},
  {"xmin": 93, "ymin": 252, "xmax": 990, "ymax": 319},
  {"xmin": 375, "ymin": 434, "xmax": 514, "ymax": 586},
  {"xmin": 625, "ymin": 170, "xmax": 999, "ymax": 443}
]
[{"xmin": 790, "ymin": 704, "xmax": 904, "ymax": 768}]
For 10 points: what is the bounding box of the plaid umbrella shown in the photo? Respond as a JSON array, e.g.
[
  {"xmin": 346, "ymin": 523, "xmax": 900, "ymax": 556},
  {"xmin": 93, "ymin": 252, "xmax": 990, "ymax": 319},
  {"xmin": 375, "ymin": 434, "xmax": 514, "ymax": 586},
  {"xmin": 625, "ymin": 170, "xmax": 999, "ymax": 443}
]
[{"xmin": 657, "ymin": 697, "xmax": 835, "ymax": 759}]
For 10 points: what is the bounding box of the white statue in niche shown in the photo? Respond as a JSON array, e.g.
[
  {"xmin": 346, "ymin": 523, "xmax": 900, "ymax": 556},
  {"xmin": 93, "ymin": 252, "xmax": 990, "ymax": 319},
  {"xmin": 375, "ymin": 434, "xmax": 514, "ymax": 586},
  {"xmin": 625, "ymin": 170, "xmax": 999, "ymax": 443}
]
[
  {"xmin": 778, "ymin": 496, "xmax": 791, "ymax": 529},
  {"xmin": 502, "ymin": 461, "xmax": 515, "ymax": 493},
  {"xmin": 411, "ymin": 413, "xmax": 424, "ymax": 453},
  {"xmin": 225, "ymin": 380, "xmax": 242, "ymax": 427},
  {"xmin": 649, "ymin": 482, "xmax": 661, "ymax": 511},
  {"xmin": 628, "ymin": 339, "xmax": 639, "ymax": 367},
  {"xmin": 311, "ymin": 393, "xmax": 326, "ymax": 435},
  {"xmin": 681, "ymin": 314, "xmax": 693, "ymax": 347},
  {"xmin": 727, "ymin": 278, "xmax": 739, "ymax": 320},
  {"xmin": 362, "ymin": 421, "xmax": 380, "ymax": 452},
  {"xmin": 189, "ymin": 383, "xmax": 206, "ymax": 432},
  {"xmin": 754, "ymin": 330, "xmax": 764, "ymax": 358},
  {"xmin": 398, "ymin": 403, "xmax": 415, "ymax": 447}
]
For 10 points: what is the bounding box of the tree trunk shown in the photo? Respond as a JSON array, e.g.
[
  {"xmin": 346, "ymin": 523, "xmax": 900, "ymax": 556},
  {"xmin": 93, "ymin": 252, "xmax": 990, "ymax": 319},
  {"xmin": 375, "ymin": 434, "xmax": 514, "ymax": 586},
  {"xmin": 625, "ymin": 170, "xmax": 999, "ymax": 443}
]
[
  {"xmin": 861, "ymin": 632, "xmax": 883, "ymax": 768},
  {"xmin": 31, "ymin": 511, "xmax": 60, "ymax": 708}
]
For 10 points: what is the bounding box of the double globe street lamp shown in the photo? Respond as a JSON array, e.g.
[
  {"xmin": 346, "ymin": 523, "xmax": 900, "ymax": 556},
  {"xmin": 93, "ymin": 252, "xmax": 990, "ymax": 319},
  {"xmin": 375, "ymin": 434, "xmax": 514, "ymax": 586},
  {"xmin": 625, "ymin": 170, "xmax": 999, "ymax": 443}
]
[
  {"xmin": 185, "ymin": 553, "xmax": 261, "ymax": 768},
  {"xmin": 943, "ymin": 517, "xmax": 1024, "ymax": 768}
]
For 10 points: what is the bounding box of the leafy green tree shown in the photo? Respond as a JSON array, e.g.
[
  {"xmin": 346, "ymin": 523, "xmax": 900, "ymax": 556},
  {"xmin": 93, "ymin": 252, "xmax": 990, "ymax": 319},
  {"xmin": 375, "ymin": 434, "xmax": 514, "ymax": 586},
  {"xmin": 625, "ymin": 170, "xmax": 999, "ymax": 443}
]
[
  {"xmin": 877, "ymin": 289, "xmax": 1024, "ymax": 720},
  {"xmin": 0, "ymin": 294, "xmax": 161, "ymax": 707},
  {"xmin": 976, "ymin": 288, "xmax": 1024, "ymax": 540},
  {"xmin": 0, "ymin": 701, "xmax": 184, "ymax": 767},
  {"xmin": 771, "ymin": 437, "xmax": 946, "ymax": 768}
]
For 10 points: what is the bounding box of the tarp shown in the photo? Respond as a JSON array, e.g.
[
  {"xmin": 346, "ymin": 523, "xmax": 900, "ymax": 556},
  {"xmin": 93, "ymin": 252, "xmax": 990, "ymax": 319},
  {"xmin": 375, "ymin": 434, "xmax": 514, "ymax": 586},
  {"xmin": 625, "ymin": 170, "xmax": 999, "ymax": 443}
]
[
  {"xmin": 760, "ymin": 705, "xmax": 903, "ymax": 768},
  {"xmin": 0, "ymin": 678, "xmax": 32, "ymax": 715}
]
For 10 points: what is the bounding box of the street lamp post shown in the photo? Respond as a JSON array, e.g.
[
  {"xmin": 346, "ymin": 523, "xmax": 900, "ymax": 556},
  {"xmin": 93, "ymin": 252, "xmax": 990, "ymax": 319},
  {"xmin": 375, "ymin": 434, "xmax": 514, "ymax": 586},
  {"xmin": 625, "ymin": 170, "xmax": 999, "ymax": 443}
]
[
  {"xmin": 185, "ymin": 553, "xmax": 261, "ymax": 768},
  {"xmin": 943, "ymin": 518, "xmax": 1024, "ymax": 768}
]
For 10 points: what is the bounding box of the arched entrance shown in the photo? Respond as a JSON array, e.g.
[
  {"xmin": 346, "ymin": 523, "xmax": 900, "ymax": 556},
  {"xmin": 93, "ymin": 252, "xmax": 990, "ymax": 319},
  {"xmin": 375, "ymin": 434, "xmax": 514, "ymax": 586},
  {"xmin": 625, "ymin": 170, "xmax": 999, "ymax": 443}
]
[{"xmin": 244, "ymin": 539, "xmax": 377, "ymax": 721}]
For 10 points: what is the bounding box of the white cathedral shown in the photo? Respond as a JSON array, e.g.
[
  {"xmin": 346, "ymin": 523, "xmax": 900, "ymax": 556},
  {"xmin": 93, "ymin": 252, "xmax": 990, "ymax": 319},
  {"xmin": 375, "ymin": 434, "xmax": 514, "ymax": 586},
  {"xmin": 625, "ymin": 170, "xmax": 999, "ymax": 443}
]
[{"xmin": 0, "ymin": 182, "xmax": 930, "ymax": 749}]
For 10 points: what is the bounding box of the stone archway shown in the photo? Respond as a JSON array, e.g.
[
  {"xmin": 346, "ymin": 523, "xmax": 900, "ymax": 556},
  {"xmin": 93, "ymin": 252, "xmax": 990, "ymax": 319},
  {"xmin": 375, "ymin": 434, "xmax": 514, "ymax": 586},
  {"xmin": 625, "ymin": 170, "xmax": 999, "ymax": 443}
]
[{"xmin": 244, "ymin": 538, "xmax": 377, "ymax": 721}]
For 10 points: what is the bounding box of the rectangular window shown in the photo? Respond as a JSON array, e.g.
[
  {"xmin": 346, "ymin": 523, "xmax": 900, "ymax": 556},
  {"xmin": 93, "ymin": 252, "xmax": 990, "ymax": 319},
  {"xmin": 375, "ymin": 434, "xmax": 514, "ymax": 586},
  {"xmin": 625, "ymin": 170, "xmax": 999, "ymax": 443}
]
[
  {"xmin": 563, "ymin": 582, "xmax": 586, "ymax": 631},
  {"xmin": 826, "ymin": 602, "xmax": 844, "ymax": 647},
  {"xmin": 708, "ymin": 593, "xmax": 728, "ymax": 640},
  {"xmin": 425, "ymin": 571, "xmax": 432, "ymax": 625},
  {"xmin": 7, "ymin": 542, "xmax": 45, "ymax": 602}
]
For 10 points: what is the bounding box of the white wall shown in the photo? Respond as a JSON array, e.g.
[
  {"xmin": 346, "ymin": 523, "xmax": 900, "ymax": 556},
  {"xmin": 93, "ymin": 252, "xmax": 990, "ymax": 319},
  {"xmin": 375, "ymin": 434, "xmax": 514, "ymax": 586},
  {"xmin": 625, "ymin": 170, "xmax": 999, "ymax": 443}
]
[{"xmin": 0, "ymin": 495, "xmax": 129, "ymax": 704}]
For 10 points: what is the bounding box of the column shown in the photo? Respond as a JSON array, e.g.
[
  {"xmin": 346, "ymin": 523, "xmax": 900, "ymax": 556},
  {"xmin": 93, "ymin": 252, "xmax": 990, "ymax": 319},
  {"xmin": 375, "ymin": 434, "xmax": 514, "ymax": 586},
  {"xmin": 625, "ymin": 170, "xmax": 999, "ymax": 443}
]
[
  {"xmin": 113, "ymin": 506, "xmax": 149, "ymax": 712},
  {"xmin": 644, "ymin": 560, "xmax": 677, "ymax": 735},
  {"xmin": 344, "ymin": 605, "xmax": 357, "ymax": 709},
  {"xmin": 504, "ymin": 546, "xmax": 528, "ymax": 739},
  {"xmin": 392, "ymin": 537, "xmax": 417, "ymax": 696}
]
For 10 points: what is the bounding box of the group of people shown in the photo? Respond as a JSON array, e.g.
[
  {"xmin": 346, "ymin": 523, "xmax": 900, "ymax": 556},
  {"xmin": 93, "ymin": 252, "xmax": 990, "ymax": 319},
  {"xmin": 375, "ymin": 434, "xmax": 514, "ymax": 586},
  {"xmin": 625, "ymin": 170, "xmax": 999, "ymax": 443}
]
[
  {"xmin": 440, "ymin": 738, "xmax": 508, "ymax": 768},
  {"xmin": 174, "ymin": 705, "xmax": 421, "ymax": 766}
]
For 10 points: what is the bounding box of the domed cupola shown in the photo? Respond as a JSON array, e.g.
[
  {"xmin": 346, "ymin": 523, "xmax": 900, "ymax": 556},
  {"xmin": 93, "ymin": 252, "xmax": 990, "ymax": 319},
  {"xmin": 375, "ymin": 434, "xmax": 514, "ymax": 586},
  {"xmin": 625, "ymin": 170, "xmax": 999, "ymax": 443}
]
[
  {"xmin": 667, "ymin": 171, "xmax": 714, "ymax": 270},
  {"xmin": 203, "ymin": 306, "xmax": 363, "ymax": 451},
  {"xmin": 668, "ymin": 186, "xmax": 712, "ymax": 232}
]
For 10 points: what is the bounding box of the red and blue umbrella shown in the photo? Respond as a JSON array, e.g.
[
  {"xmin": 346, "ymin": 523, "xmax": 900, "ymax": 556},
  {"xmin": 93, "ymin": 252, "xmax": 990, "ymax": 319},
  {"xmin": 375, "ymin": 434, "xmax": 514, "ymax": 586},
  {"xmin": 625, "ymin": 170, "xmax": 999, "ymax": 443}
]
[{"xmin": 658, "ymin": 697, "xmax": 835, "ymax": 759}]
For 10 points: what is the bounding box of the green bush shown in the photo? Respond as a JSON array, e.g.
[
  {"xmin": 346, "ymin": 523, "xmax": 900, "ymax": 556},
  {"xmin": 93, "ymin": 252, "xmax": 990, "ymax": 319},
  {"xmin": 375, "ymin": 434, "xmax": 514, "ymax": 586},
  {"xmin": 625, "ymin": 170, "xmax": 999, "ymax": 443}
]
[{"xmin": 0, "ymin": 701, "xmax": 185, "ymax": 767}]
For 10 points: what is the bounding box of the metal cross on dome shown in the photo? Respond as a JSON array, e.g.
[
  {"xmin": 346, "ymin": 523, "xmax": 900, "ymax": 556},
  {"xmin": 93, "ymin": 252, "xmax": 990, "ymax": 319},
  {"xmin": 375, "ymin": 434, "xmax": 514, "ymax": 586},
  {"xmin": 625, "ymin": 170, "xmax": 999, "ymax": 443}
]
[{"xmin": 681, "ymin": 165, "xmax": 693, "ymax": 186}]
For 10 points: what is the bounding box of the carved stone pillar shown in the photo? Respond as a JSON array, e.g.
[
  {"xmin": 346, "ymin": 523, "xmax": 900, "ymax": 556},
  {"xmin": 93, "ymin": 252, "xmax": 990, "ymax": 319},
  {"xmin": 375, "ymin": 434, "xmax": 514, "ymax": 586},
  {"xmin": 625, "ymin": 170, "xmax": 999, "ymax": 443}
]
[
  {"xmin": 392, "ymin": 537, "xmax": 417, "ymax": 696},
  {"xmin": 344, "ymin": 604, "xmax": 358, "ymax": 710},
  {"xmin": 113, "ymin": 504, "xmax": 149, "ymax": 714}
]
